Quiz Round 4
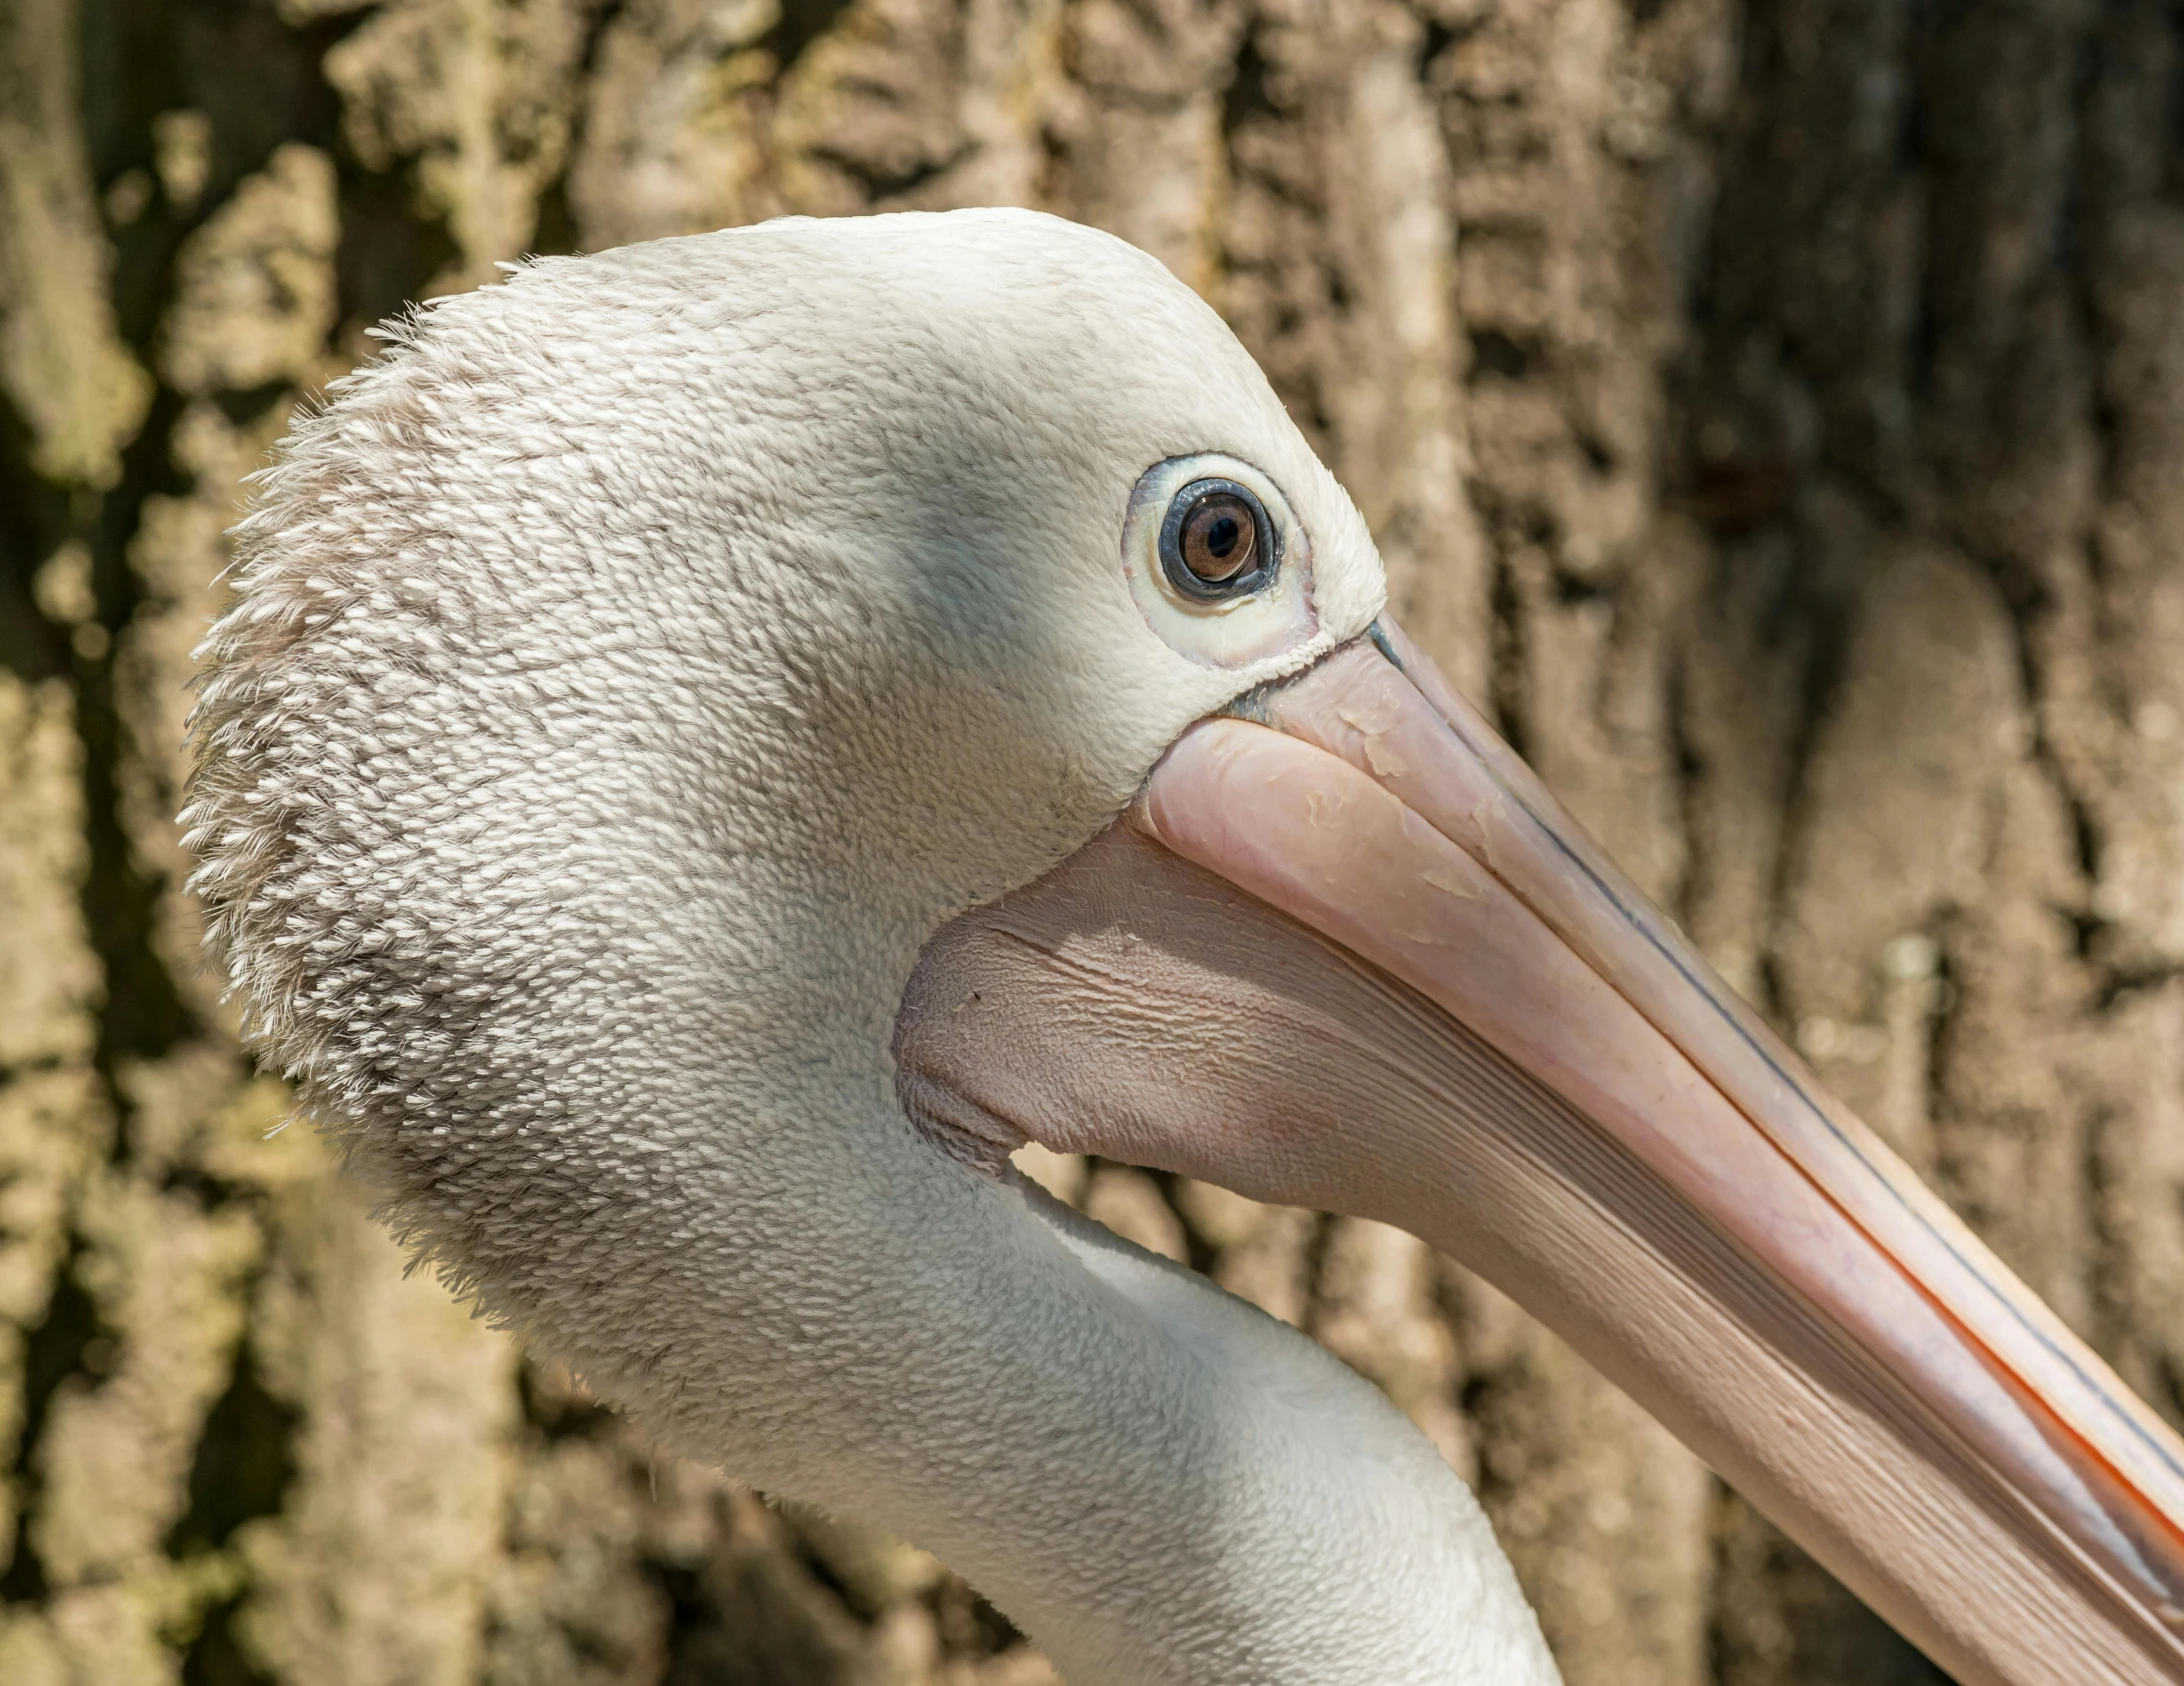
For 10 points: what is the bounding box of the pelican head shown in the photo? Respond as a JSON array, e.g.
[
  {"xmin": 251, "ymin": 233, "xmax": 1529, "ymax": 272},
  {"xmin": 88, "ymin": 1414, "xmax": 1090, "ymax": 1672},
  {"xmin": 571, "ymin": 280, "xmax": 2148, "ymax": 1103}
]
[{"xmin": 187, "ymin": 209, "xmax": 2184, "ymax": 1686}]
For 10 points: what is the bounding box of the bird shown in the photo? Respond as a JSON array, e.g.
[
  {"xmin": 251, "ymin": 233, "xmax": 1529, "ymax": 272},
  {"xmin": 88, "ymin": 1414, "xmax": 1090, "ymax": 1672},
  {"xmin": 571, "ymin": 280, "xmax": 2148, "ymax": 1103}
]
[{"xmin": 182, "ymin": 208, "xmax": 2184, "ymax": 1686}]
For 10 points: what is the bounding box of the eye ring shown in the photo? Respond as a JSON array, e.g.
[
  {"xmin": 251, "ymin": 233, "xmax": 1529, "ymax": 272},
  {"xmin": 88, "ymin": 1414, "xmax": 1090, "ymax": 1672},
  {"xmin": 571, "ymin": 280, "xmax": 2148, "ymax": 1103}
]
[
  {"xmin": 1121, "ymin": 453, "xmax": 1316, "ymax": 668},
  {"xmin": 1158, "ymin": 478, "xmax": 1279, "ymax": 601}
]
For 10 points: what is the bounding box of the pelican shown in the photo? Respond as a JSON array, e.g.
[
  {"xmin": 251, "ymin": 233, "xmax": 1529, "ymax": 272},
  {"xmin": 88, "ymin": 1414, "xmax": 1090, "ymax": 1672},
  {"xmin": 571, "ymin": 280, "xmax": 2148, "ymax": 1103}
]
[{"xmin": 184, "ymin": 209, "xmax": 2184, "ymax": 1686}]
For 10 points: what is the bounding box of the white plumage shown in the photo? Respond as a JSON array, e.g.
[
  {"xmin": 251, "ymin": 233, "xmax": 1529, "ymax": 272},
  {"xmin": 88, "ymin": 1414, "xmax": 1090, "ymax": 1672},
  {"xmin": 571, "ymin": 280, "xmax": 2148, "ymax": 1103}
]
[
  {"xmin": 186, "ymin": 210, "xmax": 1556, "ymax": 1686},
  {"xmin": 188, "ymin": 206, "xmax": 2184, "ymax": 1686}
]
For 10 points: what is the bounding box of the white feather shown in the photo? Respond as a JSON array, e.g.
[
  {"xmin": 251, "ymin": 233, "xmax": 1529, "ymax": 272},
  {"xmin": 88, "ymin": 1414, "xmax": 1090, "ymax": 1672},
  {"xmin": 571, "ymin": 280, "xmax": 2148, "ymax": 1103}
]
[{"xmin": 185, "ymin": 208, "xmax": 1558, "ymax": 1686}]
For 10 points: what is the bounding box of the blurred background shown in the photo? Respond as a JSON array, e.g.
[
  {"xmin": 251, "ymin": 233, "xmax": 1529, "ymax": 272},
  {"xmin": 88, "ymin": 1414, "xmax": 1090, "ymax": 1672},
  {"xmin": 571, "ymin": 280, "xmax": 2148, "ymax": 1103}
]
[{"xmin": 3, "ymin": 0, "xmax": 2183, "ymax": 1681}]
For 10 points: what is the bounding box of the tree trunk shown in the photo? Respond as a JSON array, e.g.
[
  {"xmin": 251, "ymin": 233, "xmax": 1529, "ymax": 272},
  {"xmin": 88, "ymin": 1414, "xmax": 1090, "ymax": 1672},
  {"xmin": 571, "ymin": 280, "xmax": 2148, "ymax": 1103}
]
[{"xmin": 3, "ymin": 0, "xmax": 2182, "ymax": 1681}]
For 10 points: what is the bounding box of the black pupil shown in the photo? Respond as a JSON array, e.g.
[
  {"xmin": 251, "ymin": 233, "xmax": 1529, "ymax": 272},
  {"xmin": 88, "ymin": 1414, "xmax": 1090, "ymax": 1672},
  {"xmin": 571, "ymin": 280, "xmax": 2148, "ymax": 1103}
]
[{"xmin": 1184, "ymin": 497, "xmax": 1255, "ymax": 581}]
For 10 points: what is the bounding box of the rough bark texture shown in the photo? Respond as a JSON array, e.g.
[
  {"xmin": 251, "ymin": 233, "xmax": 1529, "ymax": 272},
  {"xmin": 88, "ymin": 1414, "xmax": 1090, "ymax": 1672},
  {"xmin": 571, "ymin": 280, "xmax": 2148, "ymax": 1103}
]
[{"xmin": 2, "ymin": 0, "xmax": 2181, "ymax": 1681}]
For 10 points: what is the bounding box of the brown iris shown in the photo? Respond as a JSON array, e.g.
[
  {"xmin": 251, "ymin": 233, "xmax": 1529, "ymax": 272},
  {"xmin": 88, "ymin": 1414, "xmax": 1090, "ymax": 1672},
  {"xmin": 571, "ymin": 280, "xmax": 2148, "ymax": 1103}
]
[
  {"xmin": 1179, "ymin": 495, "xmax": 1257, "ymax": 583},
  {"xmin": 1158, "ymin": 477, "xmax": 1275, "ymax": 601}
]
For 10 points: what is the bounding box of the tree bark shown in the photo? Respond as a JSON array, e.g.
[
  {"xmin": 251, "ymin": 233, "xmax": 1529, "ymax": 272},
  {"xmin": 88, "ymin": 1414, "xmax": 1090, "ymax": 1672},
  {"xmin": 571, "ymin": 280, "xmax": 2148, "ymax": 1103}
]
[{"xmin": 2, "ymin": 0, "xmax": 2181, "ymax": 1681}]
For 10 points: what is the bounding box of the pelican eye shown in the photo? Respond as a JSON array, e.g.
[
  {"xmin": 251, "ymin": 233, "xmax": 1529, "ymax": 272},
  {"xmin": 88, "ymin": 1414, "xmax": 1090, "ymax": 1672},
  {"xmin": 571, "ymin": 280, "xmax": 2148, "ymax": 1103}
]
[
  {"xmin": 1122, "ymin": 453, "xmax": 1315, "ymax": 667},
  {"xmin": 1160, "ymin": 479, "xmax": 1276, "ymax": 600}
]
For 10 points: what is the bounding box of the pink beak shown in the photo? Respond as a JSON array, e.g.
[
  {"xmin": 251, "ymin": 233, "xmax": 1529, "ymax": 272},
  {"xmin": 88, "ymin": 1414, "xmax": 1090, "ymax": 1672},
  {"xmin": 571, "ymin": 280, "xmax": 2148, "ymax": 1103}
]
[{"xmin": 897, "ymin": 619, "xmax": 2184, "ymax": 1686}]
